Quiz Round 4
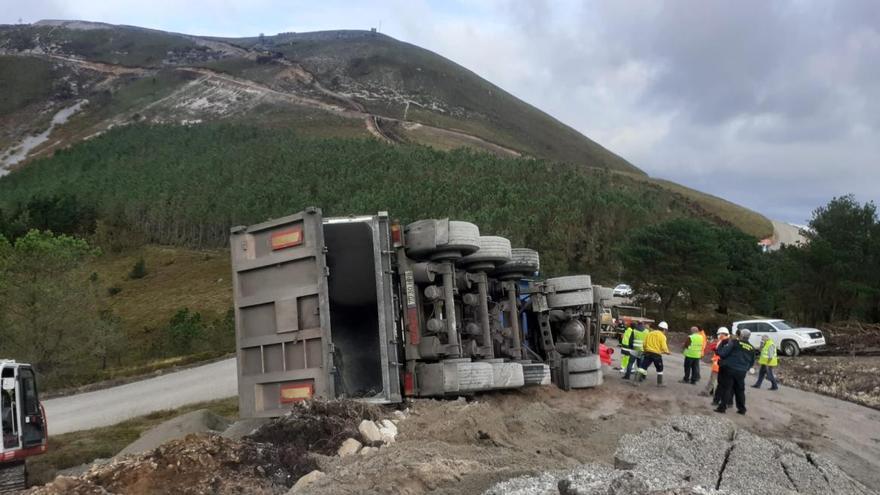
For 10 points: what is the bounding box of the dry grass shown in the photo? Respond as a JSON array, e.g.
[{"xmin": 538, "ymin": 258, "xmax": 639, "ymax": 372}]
[{"xmin": 86, "ymin": 245, "xmax": 233, "ymax": 332}]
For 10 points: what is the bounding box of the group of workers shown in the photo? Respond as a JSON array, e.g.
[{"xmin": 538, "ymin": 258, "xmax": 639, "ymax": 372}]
[{"xmin": 617, "ymin": 321, "xmax": 780, "ymax": 415}]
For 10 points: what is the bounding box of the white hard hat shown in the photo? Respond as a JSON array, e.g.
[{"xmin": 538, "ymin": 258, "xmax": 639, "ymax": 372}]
[
  {"xmin": 717, "ymin": 327, "xmax": 730, "ymax": 335},
  {"xmin": 658, "ymin": 321, "xmax": 669, "ymax": 330}
]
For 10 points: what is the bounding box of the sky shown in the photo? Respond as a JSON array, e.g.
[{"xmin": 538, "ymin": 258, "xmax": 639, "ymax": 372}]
[{"xmin": 3, "ymin": 0, "xmax": 878, "ymax": 225}]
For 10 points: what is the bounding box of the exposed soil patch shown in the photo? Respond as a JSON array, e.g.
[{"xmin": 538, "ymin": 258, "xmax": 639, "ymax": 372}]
[{"xmin": 779, "ymin": 356, "xmax": 880, "ymax": 410}]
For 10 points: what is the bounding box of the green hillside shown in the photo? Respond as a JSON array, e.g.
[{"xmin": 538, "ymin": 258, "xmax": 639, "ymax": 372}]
[{"xmin": 1, "ymin": 124, "xmax": 715, "ymax": 279}]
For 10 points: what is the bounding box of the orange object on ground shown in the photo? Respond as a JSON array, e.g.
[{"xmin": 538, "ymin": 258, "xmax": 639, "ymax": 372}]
[
  {"xmin": 709, "ymin": 335, "xmax": 729, "ymax": 373},
  {"xmin": 599, "ymin": 344, "xmax": 614, "ymax": 366}
]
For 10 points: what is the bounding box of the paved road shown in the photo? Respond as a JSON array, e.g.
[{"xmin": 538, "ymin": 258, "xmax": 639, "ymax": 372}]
[
  {"xmin": 608, "ymin": 345, "xmax": 880, "ymax": 489},
  {"xmin": 44, "ymin": 358, "xmax": 237, "ymax": 435}
]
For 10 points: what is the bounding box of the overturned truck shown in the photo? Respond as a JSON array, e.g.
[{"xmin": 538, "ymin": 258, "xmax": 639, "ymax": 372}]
[{"xmin": 230, "ymin": 208, "xmax": 602, "ymax": 417}]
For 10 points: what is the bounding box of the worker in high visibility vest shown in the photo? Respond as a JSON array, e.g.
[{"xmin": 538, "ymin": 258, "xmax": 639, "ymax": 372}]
[
  {"xmin": 700, "ymin": 327, "xmax": 729, "ymax": 402},
  {"xmin": 752, "ymin": 335, "xmax": 779, "ymax": 390},
  {"xmin": 619, "ymin": 323, "xmax": 634, "ymax": 375},
  {"xmin": 623, "ymin": 321, "xmax": 648, "ymax": 380},
  {"xmin": 634, "ymin": 321, "xmax": 670, "ymax": 387},
  {"xmin": 699, "ymin": 327, "xmax": 708, "ymax": 357},
  {"xmin": 680, "ymin": 326, "xmax": 705, "ymax": 385}
]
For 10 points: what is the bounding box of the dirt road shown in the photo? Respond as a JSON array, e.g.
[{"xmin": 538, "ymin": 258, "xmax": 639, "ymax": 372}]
[{"xmin": 43, "ymin": 358, "xmax": 236, "ymax": 435}]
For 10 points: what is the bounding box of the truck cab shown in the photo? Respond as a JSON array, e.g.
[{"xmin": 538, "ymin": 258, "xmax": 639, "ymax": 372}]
[{"xmin": 1, "ymin": 360, "xmax": 48, "ymax": 492}]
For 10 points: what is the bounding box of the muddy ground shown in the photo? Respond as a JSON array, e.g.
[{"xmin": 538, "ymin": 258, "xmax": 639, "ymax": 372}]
[{"xmin": 30, "ymin": 349, "xmax": 880, "ymax": 495}]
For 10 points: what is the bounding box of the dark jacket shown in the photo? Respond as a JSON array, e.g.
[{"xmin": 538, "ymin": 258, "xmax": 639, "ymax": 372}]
[{"xmin": 717, "ymin": 338, "xmax": 755, "ymax": 373}]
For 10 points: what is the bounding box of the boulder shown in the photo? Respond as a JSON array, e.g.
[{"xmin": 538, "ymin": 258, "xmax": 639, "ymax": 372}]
[
  {"xmin": 358, "ymin": 419, "xmax": 384, "ymax": 445},
  {"xmin": 288, "ymin": 470, "xmax": 325, "ymax": 493},
  {"xmin": 378, "ymin": 419, "xmax": 398, "ymax": 443},
  {"xmin": 337, "ymin": 438, "xmax": 362, "ymax": 457}
]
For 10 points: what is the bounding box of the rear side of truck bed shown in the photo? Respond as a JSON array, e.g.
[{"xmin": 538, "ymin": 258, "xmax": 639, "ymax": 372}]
[{"xmin": 230, "ymin": 207, "xmax": 401, "ymax": 418}]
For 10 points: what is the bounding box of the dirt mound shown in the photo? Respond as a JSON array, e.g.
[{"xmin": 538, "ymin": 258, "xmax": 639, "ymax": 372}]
[
  {"xmin": 300, "ymin": 387, "xmax": 655, "ymax": 494},
  {"xmin": 818, "ymin": 322, "xmax": 880, "ymax": 356},
  {"xmin": 780, "ymin": 356, "xmax": 880, "ymax": 409},
  {"xmin": 27, "ymin": 434, "xmax": 293, "ymax": 495},
  {"xmin": 247, "ymin": 399, "xmax": 381, "ymax": 479}
]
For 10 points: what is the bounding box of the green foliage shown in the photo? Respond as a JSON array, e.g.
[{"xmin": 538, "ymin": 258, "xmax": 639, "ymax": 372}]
[
  {"xmin": 0, "ymin": 195, "xmax": 97, "ymax": 240},
  {"xmin": 620, "ymin": 219, "xmax": 726, "ymax": 314},
  {"xmin": 0, "ymin": 55, "xmax": 55, "ymax": 114},
  {"xmin": 163, "ymin": 308, "xmax": 204, "ymax": 355},
  {"xmin": 0, "ymin": 231, "xmax": 109, "ymax": 388},
  {"xmin": 129, "ymin": 257, "xmax": 147, "ymax": 279},
  {"xmin": 775, "ymin": 195, "xmax": 880, "ymax": 324},
  {"xmin": 0, "ymin": 124, "xmax": 697, "ymax": 280}
]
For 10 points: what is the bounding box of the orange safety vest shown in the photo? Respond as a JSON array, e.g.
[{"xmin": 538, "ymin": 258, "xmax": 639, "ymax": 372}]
[
  {"xmin": 711, "ymin": 335, "xmax": 728, "ymax": 373},
  {"xmin": 699, "ymin": 330, "xmax": 707, "ymax": 357}
]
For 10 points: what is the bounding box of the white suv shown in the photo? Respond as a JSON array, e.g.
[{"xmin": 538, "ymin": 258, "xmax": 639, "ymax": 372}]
[{"xmin": 731, "ymin": 319, "xmax": 826, "ymax": 357}]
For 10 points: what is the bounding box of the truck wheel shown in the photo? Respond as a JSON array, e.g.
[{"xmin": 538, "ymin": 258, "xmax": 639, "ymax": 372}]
[
  {"xmin": 545, "ymin": 275, "xmax": 593, "ymax": 292},
  {"xmin": 546, "ymin": 290, "xmax": 592, "ymax": 308},
  {"xmin": 404, "ymin": 219, "xmax": 480, "ymax": 260},
  {"xmin": 781, "ymin": 340, "xmax": 800, "ymax": 357},
  {"xmin": 459, "ymin": 236, "xmax": 512, "ymax": 267},
  {"xmin": 492, "ymin": 248, "xmax": 540, "ymax": 277}
]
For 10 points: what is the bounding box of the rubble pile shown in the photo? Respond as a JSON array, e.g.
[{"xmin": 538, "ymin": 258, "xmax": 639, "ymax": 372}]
[
  {"xmin": 817, "ymin": 322, "xmax": 880, "ymax": 355},
  {"xmin": 27, "ymin": 434, "xmax": 294, "ymax": 495},
  {"xmin": 484, "ymin": 416, "xmax": 876, "ymax": 495},
  {"xmin": 29, "ymin": 400, "xmax": 387, "ymax": 495},
  {"xmin": 780, "ymin": 356, "xmax": 880, "ymax": 409}
]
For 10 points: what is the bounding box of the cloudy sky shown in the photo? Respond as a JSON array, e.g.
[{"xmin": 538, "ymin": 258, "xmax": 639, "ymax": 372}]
[{"xmin": 4, "ymin": 1, "xmax": 878, "ymax": 224}]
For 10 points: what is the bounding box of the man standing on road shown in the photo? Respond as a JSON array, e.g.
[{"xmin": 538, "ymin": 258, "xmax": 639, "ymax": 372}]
[
  {"xmin": 623, "ymin": 321, "xmax": 648, "ymax": 380},
  {"xmin": 714, "ymin": 329, "xmax": 755, "ymax": 415},
  {"xmin": 619, "ymin": 322, "xmax": 634, "ymax": 376},
  {"xmin": 634, "ymin": 321, "xmax": 670, "ymax": 387},
  {"xmin": 700, "ymin": 327, "xmax": 730, "ymax": 403},
  {"xmin": 681, "ymin": 326, "xmax": 705, "ymax": 385},
  {"xmin": 752, "ymin": 335, "xmax": 779, "ymax": 390}
]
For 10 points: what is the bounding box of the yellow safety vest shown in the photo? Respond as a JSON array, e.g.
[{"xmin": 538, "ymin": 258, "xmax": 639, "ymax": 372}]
[
  {"xmin": 684, "ymin": 333, "xmax": 704, "ymax": 359},
  {"xmin": 621, "ymin": 327, "xmax": 634, "ymax": 346},
  {"xmin": 759, "ymin": 340, "xmax": 778, "ymax": 367},
  {"xmin": 632, "ymin": 329, "xmax": 648, "ymax": 351}
]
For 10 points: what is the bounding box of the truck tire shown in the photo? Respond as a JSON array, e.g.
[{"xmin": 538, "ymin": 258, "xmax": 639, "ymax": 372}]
[
  {"xmin": 781, "ymin": 340, "xmax": 800, "ymax": 357},
  {"xmin": 569, "ymin": 370, "xmax": 603, "ymax": 388},
  {"xmin": 547, "ymin": 290, "xmax": 592, "ymax": 308},
  {"xmin": 492, "ymin": 248, "xmax": 540, "ymax": 277},
  {"xmin": 546, "ymin": 275, "xmax": 592, "ymax": 292},
  {"xmin": 404, "ymin": 219, "xmax": 480, "ymax": 260},
  {"xmin": 566, "ymin": 355, "xmax": 601, "ymax": 373},
  {"xmin": 459, "ymin": 236, "xmax": 512, "ymax": 266},
  {"xmin": 522, "ymin": 363, "xmax": 551, "ymax": 385}
]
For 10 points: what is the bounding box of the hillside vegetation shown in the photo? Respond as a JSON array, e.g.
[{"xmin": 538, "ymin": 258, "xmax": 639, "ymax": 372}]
[{"xmin": 0, "ymin": 124, "xmax": 723, "ymax": 279}]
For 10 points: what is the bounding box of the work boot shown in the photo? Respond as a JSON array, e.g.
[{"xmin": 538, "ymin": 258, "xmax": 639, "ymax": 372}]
[
  {"xmin": 679, "ymin": 379, "xmax": 689, "ymax": 384},
  {"xmin": 713, "ymin": 407, "xmax": 726, "ymax": 414},
  {"xmin": 751, "ymin": 384, "xmax": 761, "ymax": 389},
  {"xmin": 657, "ymin": 375, "xmax": 665, "ymax": 387},
  {"xmin": 770, "ymin": 386, "xmax": 779, "ymax": 391}
]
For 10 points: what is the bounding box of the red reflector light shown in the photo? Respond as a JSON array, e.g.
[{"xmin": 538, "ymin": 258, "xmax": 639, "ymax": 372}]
[
  {"xmin": 391, "ymin": 222, "xmax": 403, "ymax": 247},
  {"xmin": 280, "ymin": 382, "xmax": 314, "ymax": 403},
  {"xmin": 271, "ymin": 226, "xmax": 304, "ymax": 250},
  {"xmin": 403, "ymin": 372, "xmax": 415, "ymax": 396}
]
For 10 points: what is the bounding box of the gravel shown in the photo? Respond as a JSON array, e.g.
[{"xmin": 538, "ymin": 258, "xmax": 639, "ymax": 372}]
[{"xmin": 483, "ymin": 415, "xmax": 876, "ymax": 495}]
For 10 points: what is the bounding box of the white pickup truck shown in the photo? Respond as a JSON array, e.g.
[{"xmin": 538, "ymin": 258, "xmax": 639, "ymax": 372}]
[{"xmin": 731, "ymin": 319, "xmax": 826, "ymax": 357}]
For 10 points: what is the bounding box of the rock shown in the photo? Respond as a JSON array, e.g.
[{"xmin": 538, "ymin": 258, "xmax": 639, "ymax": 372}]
[
  {"xmin": 117, "ymin": 409, "xmax": 231, "ymax": 457},
  {"xmin": 358, "ymin": 419, "xmax": 384, "ymax": 445},
  {"xmin": 360, "ymin": 446, "xmax": 378, "ymax": 456},
  {"xmin": 221, "ymin": 418, "xmax": 272, "ymax": 440},
  {"xmin": 378, "ymin": 419, "xmax": 398, "ymax": 443},
  {"xmin": 288, "ymin": 470, "xmax": 325, "ymax": 493},
  {"xmin": 392, "ymin": 410, "xmax": 407, "ymax": 421},
  {"xmin": 337, "ymin": 438, "xmax": 362, "ymax": 457}
]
